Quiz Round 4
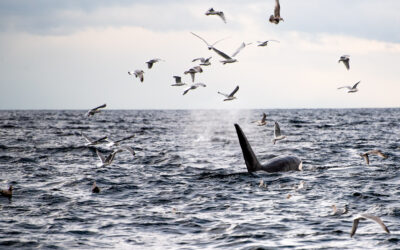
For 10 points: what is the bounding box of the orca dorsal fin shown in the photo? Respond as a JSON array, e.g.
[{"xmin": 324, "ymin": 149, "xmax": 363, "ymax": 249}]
[{"xmin": 234, "ymin": 124, "xmax": 262, "ymax": 172}]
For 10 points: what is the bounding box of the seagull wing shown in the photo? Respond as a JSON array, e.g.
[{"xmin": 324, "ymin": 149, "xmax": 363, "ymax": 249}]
[
  {"xmin": 194, "ymin": 83, "xmax": 206, "ymax": 88},
  {"xmin": 115, "ymin": 134, "xmax": 135, "ymax": 144},
  {"xmin": 231, "ymin": 42, "xmax": 246, "ymax": 58},
  {"xmin": 92, "ymin": 136, "xmax": 108, "ymax": 145},
  {"xmin": 352, "ymin": 81, "xmax": 360, "ymax": 89},
  {"xmin": 337, "ymin": 86, "xmax": 351, "ymax": 90},
  {"xmin": 218, "ymin": 12, "xmax": 226, "ymax": 23},
  {"xmin": 173, "ymin": 76, "xmax": 182, "ymax": 83},
  {"xmin": 217, "ymin": 92, "xmax": 229, "ymax": 98},
  {"xmin": 367, "ymin": 150, "xmax": 388, "ymax": 159},
  {"xmin": 361, "ymin": 154, "xmax": 370, "ymax": 165},
  {"xmin": 261, "ymin": 113, "xmax": 267, "ymax": 123},
  {"xmin": 192, "ymin": 57, "xmax": 203, "ymax": 62},
  {"xmin": 183, "ymin": 88, "xmax": 191, "ymax": 95},
  {"xmin": 350, "ymin": 218, "xmax": 360, "ymax": 237},
  {"xmin": 81, "ymin": 133, "xmax": 93, "ymax": 143},
  {"xmin": 274, "ymin": 0, "xmax": 281, "ymax": 18},
  {"xmin": 274, "ymin": 122, "xmax": 282, "ymax": 137},
  {"xmin": 189, "ymin": 72, "xmax": 195, "ymax": 82},
  {"xmin": 94, "ymin": 103, "xmax": 106, "ymax": 111},
  {"xmin": 211, "ymin": 47, "xmax": 232, "ymax": 60},
  {"xmin": 96, "ymin": 149, "xmax": 106, "ymax": 164},
  {"xmin": 360, "ymin": 214, "xmax": 390, "ymax": 234},
  {"xmin": 229, "ymin": 85, "xmax": 239, "ymax": 97},
  {"xmin": 122, "ymin": 146, "xmax": 135, "ymax": 156},
  {"xmin": 211, "ymin": 36, "xmax": 230, "ymax": 47},
  {"xmin": 191, "ymin": 32, "xmax": 210, "ymax": 47},
  {"xmin": 343, "ymin": 60, "xmax": 350, "ymax": 70}
]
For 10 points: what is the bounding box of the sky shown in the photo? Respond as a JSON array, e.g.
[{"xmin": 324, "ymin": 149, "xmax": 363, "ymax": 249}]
[{"xmin": 0, "ymin": 0, "xmax": 399, "ymax": 109}]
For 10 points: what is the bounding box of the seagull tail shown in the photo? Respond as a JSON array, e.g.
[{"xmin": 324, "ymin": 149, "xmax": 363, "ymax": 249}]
[{"xmin": 234, "ymin": 124, "xmax": 262, "ymax": 173}]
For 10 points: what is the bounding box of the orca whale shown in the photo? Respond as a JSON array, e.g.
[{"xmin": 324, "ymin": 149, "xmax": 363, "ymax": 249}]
[{"xmin": 234, "ymin": 124, "xmax": 302, "ymax": 173}]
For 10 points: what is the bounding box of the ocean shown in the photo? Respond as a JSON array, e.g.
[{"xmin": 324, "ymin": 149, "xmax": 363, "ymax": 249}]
[{"xmin": 0, "ymin": 109, "xmax": 399, "ymax": 249}]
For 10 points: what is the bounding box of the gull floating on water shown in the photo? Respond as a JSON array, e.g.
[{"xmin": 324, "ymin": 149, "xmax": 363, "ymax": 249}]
[
  {"xmin": 86, "ymin": 104, "xmax": 106, "ymax": 117},
  {"xmin": 338, "ymin": 81, "xmax": 360, "ymax": 93},
  {"xmin": 106, "ymin": 134, "xmax": 135, "ymax": 148},
  {"xmin": 217, "ymin": 85, "xmax": 239, "ymax": 101},
  {"xmin": 171, "ymin": 76, "xmax": 187, "ymax": 86},
  {"xmin": 350, "ymin": 213, "xmax": 390, "ymax": 237},
  {"xmin": 183, "ymin": 83, "xmax": 206, "ymax": 95},
  {"xmin": 269, "ymin": 0, "xmax": 284, "ymax": 24},
  {"xmin": 81, "ymin": 132, "xmax": 108, "ymax": 147},
  {"xmin": 205, "ymin": 8, "xmax": 226, "ymax": 23},
  {"xmin": 0, "ymin": 185, "xmax": 12, "ymax": 198},
  {"xmin": 96, "ymin": 149, "xmax": 122, "ymax": 167},
  {"xmin": 128, "ymin": 70, "xmax": 144, "ymax": 82},
  {"xmin": 338, "ymin": 55, "xmax": 350, "ymax": 70},
  {"xmin": 192, "ymin": 57, "xmax": 212, "ymax": 66},
  {"xmin": 92, "ymin": 181, "xmax": 100, "ymax": 193},
  {"xmin": 190, "ymin": 32, "xmax": 229, "ymax": 50},
  {"xmin": 146, "ymin": 58, "xmax": 164, "ymax": 69},
  {"xmin": 331, "ymin": 204, "xmax": 348, "ymax": 215},
  {"xmin": 184, "ymin": 66, "xmax": 203, "ymax": 82},
  {"xmin": 212, "ymin": 42, "xmax": 249, "ymax": 64},
  {"xmin": 257, "ymin": 40, "xmax": 280, "ymax": 47},
  {"xmin": 272, "ymin": 121, "xmax": 286, "ymax": 144},
  {"xmin": 359, "ymin": 150, "xmax": 388, "ymax": 165}
]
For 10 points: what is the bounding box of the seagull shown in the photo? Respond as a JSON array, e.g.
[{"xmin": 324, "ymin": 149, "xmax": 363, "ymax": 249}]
[
  {"xmin": 257, "ymin": 113, "xmax": 267, "ymax": 126},
  {"xmin": 359, "ymin": 150, "xmax": 388, "ymax": 165},
  {"xmin": 269, "ymin": 0, "xmax": 284, "ymax": 24},
  {"xmin": 192, "ymin": 57, "xmax": 212, "ymax": 66},
  {"xmin": 190, "ymin": 32, "xmax": 229, "ymax": 50},
  {"xmin": 272, "ymin": 121, "xmax": 286, "ymax": 144},
  {"xmin": 81, "ymin": 132, "xmax": 108, "ymax": 146},
  {"xmin": 331, "ymin": 204, "xmax": 348, "ymax": 215},
  {"xmin": 205, "ymin": 8, "xmax": 226, "ymax": 23},
  {"xmin": 92, "ymin": 181, "xmax": 100, "ymax": 193},
  {"xmin": 0, "ymin": 185, "xmax": 12, "ymax": 198},
  {"xmin": 171, "ymin": 76, "xmax": 187, "ymax": 86},
  {"xmin": 146, "ymin": 58, "xmax": 163, "ymax": 69},
  {"xmin": 106, "ymin": 134, "xmax": 135, "ymax": 148},
  {"xmin": 350, "ymin": 213, "xmax": 390, "ymax": 237},
  {"xmin": 121, "ymin": 146, "xmax": 136, "ymax": 156},
  {"xmin": 295, "ymin": 180, "xmax": 305, "ymax": 190},
  {"xmin": 338, "ymin": 55, "xmax": 350, "ymax": 70},
  {"xmin": 338, "ymin": 81, "xmax": 360, "ymax": 93},
  {"xmin": 128, "ymin": 70, "xmax": 144, "ymax": 82},
  {"xmin": 211, "ymin": 42, "xmax": 249, "ymax": 64},
  {"xmin": 86, "ymin": 104, "xmax": 106, "ymax": 117},
  {"xmin": 184, "ymin": 66, "xmax": 203, "ymax": 82},
  {"xmin": 96, "ymin": 149, "xmax": 123, "ymax": 167},
  {"xmin": 183, "ymin": 83, "xmax": 207, "ymax": 95},
  {"xmin": 217, "ymin": 85, "xmax": 239, "ymax": 101},
  {"xmin": 257, "ymin": 40, "xmax": 280, "ymax": 47}
]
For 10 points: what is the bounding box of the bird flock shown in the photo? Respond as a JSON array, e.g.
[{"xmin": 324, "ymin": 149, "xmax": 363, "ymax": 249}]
[{"xmin": 2, "ymin": 0, "xmax": 393, "ymax": 239}]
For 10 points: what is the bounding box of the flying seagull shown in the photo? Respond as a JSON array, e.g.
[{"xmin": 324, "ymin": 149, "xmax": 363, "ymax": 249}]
[
  {"xmin": 183, "ymin": 83, "xmax": 207, "ymax": 95},
  {"xmin": 211, "ymin": 42, "xmax": 249, "ymax": 64},
  {"xmin": 192, "ymin": 56, "xmax": 212, "ymax": 66},
  {"xmin": 171, "ymin": 76, "xmax": 187, "ymax": 86},
  {"xmin": 81, "ymin": 132, "xmax": 108, "ymax": 146},
  {"xmin": 257, "ymin": 40, "xmax": 280, "ymax": 47},
  {"xmin": 96, "ymin": 149, "xmax": 123, "ymax": 167},
  {"xmin": 184, "ymin": 66, "xmax": 203, "ymax": 82},
  {"xmin": 128, "ymin": 70, "xmax": 144, "ymax": 82},
  {"xmin": 269, "ymin": 0, "xmax": 284, "ymax": 24},
  {"xmin": 217, "ymin": 85, "xmax": 239, "ymax": 101},
  {"xmin": 359, "ymin": 150, "xmax": 388, "ymax": 165},
  {"xmin": 256, "ymin": 113, "xmax": 267, "ymax": 126},
  {"xmin": 338, "ymin": 81, "xmax": 360, "ymax": 93},
  {"xmin": 205, "ymin": 8, "xmax": 226, "ymax": 23},
  {"xmin": 350, "ymin": 213, "xmax": 390, "ymax": 237},
  {"xmin": 272, "ymin": 121, "xmax": 286, "ymax": 144},
  {"xmin": 190, "ymin": 32, "xmax": 229, "ymax": 50},
  {"xmin": 146, "ymin": 58, "xmax": 164, "ymax": 69},
  {"xmin": 86, "ymin": 104, "xmax": 106, "ymax": 117},
  {"xmin": 338, "ymin": 55, "xmax": 350, "ymax": 70},
  {"xmin": 106, "ymin": 134, "xmax": 135, "ymax": 148}
]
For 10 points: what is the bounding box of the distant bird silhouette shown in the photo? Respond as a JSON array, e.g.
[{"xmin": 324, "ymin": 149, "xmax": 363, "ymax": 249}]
[
  {"xmin": 86, "ymin": 104, "xmax": 106, "ymax": 117},
  {"xmin": 128, "ymin": 70, "xmax": 144, "ymax": 82},
  {"xmin": 183, "ymin": 83, "xmax": 206, "ymax": 95},
  {"xmin": 184, "ymin": 66, "xmax": 203, "ymax": 82},
  {"xmin": 217, "ymin": 85, "xmax": 239, "ymax": 101},
  {"xmin": 96, "ymin": 149, "xmax": 122, "ymax": 167},
  {"xmin": 171, "ymin": 76, "xmax": 187, "ymax": 87},
  {"xmin": 146, "ymin": 58, "xmax": 163, "ymax": 69},
  {"xmin": 269, "ymin": 0, "xmax": 284, "ymax": 24},
  {"xmin": 192, "ymin": 57, "xmax": 212, "ymax": 66},
  {"xmin": 0, "ymin": 185, "xmax": 12, "ymax": 198},
  {"xmin": 257, "ymin": 40, "xmax": 280, "ymax": 47},
  {"xmin": 359, "ymin": 150, "xmax": 388, "ymax": 165},
  {"xmin": 338, "ymin": 81, "xmax": 360, "ymax": 93},
  {"xmin": 338, "ymin": 55, "xmax": 350, "ymax": 70},
  {"xmin": 350, "ymin": 213, "xmax": 390, "ymax": 237},
  {"xmin": 211, "ymin": 42, "xmax": 249, "ymax": 64},
  {"xmin": 106, "ymin": 134, "xmax": 135, "ymax": 148},
  {"xmin": 272, "ymin": 121, "xmax": 286, "ymax": 144},
  {"xmin": 205, "ymin": 8, "xmax": 226, "ymax": 23}
]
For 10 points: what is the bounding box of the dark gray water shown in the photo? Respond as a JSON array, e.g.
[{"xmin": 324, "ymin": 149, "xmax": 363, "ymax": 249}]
[{"xmin": 1, "ymin": 109, "xmax": 399, "ymax": 249}]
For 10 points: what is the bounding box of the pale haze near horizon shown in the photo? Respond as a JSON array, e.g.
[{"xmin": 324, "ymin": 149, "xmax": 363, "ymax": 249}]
[{"xmin": 0, "ymin": 0, "xmax": 399, "ymax": 110}]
